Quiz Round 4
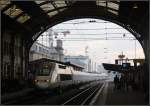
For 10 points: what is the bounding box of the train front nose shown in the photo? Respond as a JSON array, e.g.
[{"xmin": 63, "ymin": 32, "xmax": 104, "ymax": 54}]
[{"xmin": 35, "ymin": 79, "xmax": 50, "ymax": 89}]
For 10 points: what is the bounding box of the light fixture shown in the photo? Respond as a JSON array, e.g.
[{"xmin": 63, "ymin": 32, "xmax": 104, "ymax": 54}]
[
  {"xmin": 15, "ymin": 8, "xmax": 20, "ymax": 11},
  {"xmin": 40, "ymin": 26, "xmax": 44, "ymax": 30},
  {"xmin": 12, "ymin": 5, "xmax": 20, "ymax": 11},
  {"xmin": 127, "ymin": 24, "xmax": 130, "ymax": 27},
  {"xmin": 133, "ymin": 4, "xmax": 138, "ymax": 9}
]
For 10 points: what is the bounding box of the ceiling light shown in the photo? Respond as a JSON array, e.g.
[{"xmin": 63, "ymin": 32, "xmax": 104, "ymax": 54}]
[{"xmin": 133, "ymin": 4, "xmax": 138, "ymax": 9}]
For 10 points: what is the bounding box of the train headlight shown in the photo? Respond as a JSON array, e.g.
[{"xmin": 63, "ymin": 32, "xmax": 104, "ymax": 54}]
[{"xmin": 46, "ymin": 80, "xmax": 49, "ymax": 82}]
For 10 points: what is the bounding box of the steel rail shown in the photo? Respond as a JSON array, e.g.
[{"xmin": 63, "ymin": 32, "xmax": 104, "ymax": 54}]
[
  {"xmin": 89, "ymin": 82, "xmax": 106, "ymax": 105},
  {"xmin": 62, "ymin": 85, "xmax": 94, "ymax": 105},
  {"xmin": 62, "ymin": 82, "xmax": 103, "ymax": 105},
  {"xmin": 81, "ymin": 83, "xmax": 104, "ymax": 105}
]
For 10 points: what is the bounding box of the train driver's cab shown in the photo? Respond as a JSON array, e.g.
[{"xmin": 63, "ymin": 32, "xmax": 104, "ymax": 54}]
[{"xmin": 34, "ymin": 62, "xmax": 55, "ymax": 89}]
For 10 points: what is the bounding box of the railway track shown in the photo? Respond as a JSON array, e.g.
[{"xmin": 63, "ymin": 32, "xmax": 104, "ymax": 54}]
[
  {"xmin": 2, "ymin": 80, "xmax": 105, "ymax": 105},
  {"xmin": 62, "ymin": 82, "xmax": 105, "ymax": 105},
  {"xmin": 3, "ymin": 91, "xmax": 51, "ymax": 105}
]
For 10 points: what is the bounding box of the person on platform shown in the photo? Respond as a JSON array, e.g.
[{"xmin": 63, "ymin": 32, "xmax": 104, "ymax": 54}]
[{"xmin": 114, "ymin": 75, "xmax": 119, "ymax": 90}]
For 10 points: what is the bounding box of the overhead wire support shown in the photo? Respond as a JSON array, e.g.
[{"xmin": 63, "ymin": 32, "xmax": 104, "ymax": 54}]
[
  {"xmin": 135, "ymin": 39, "xmax": 136, "ymax": 59},
  {"xmin": 105, "ymin": 22, "xmax": 108, "ymax": 40}
]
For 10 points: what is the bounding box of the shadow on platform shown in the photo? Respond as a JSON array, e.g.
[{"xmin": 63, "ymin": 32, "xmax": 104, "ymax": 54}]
[{"xmin": 105, "ymin": 81, "xmax": 146, "ymax": 105}]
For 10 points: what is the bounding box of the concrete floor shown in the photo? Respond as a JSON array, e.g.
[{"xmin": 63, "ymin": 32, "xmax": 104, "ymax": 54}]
[{"xmin": 95, "ymin": 81, "xmax": 146, "ymax": 105}]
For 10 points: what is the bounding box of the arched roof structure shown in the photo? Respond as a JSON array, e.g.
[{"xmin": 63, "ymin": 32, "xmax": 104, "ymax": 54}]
[{"xmin": 1, "ymin": 1, "xmax": 149, "ymax": 58}]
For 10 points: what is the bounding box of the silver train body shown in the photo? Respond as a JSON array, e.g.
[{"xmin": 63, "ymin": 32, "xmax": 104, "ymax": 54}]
[{"xmin": 29, "ymin": 58, "xmax": 107, "ymax": 89}]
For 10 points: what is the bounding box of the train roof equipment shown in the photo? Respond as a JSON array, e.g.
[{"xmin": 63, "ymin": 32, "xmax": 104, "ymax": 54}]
[{"xmin": 29, "ymin": 58, "xmax": 84, "ymax": 69}]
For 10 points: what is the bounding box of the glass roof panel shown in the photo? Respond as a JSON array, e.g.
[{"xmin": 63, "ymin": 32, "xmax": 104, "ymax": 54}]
[
  {"xmin": 17, "ymin": 13, "xmax": 31, "ymax": 23},
  {"xmin": 0, "ymin": 0, "xmax": 11, "ymax": 10},
  {"xmin": 54, "ymin": 1, "xmax": 67, "ymax": 7},
  {"xmin": 59, "ymin": 8, "xmax": 67, "ymax": 12},
  {"xmin": 40, "ymin": 3, "xmax": 54, "ymax": 12},
  {"xmin": 115, "ymin": 0, "xmax": 120, "ymax": 3},
  {"xmin": 48, "ymin": 11, "xmax": 58, "ymax": 17},
  {"xmin": 35, "ymin": 1, "xmax": 45, "ymax": 4},
  {"xmin": 96, "ymin": 0, "xmax": 106, "ymax": 7},
  {"xmin": 107, "ymin": 2, "xmax": 119, "ymax": 11},
  {"xmin": 108, "ymin": 9, "xmax": 118, "ymax": 15},
  {"xmin": 3, "ymin": 5, "xmax": 23, "ymax": 18}
]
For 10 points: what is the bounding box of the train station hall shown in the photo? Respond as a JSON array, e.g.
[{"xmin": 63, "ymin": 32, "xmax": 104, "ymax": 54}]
[{"xmin": 1, "ymin": 0, "xmax": 149, "ymax": 105}]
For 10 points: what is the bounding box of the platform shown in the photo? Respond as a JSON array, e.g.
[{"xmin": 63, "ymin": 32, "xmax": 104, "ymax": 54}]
[
  {"xmin": 95, "ymin": 80, "xmax": 146, "ymax": 105},
  {"xmin": 1, "ymin": 88, "xmax": 34, "ymax": 102}
]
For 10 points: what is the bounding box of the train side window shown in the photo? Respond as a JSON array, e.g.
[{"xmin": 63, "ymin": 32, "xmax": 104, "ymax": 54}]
[
  {"xmin": 58, "ymin": 65, "xmax": 66, "ymax": 69},
  {"xmin": 60, "ymin": 74, "xmax": 72, "ymax": 81}
]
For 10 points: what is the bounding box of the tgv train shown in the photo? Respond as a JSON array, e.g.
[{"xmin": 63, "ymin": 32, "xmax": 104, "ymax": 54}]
[{"xmin": 29, "ymin": 58, "xmax": 107, "ymax": 89}]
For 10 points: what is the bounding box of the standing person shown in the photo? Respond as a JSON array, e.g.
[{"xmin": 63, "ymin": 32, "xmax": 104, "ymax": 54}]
[
  {"xmin": 120, "ymin": 74, "xmax": 125, "ymax": 90},
  {"xmin": 28, "ymin": 71, "xmax": 34, "ymax": 86},
  {"xmin": 114, "ymin": 75, "xmax": 119, "ymax": 90},
  {"xmin": 124, "ymin": 74, "xmax": 129, "ymax": 91}
]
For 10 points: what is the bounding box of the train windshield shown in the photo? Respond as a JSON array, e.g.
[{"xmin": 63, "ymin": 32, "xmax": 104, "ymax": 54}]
[
  {"xmin": 36, "ymin": 62, "xmax": 54, "ymax": 76},
  {"xmin": 37, "ymin": 68, "xmax": 50, "ymax": 76}
]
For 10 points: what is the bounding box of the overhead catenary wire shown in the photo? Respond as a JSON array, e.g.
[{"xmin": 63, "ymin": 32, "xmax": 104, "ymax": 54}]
[
  {"xmin": 53, "ymin": 28, "xmax": 123, "ymax": 30},
  {"xmin": 40, "ymin": 36, "xmax": 136, "ymax": 41},
  {"xmin": 60, "ymin": 21, "xmax": 113, "ymax": 24},
  {"xmin": 53, "ymin": 34, "xmax": 135, "ymax": 41},
  {"xmin": 57, "ymin": 37, "xmax": 135, "ymax": 39},
  {"xmin": 55, "ymin": 33, "xmax": 131, "ymax": 35},
  {"xmin": 53, "ymin": 38, "xmax": 137, "ymax": 41}
]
